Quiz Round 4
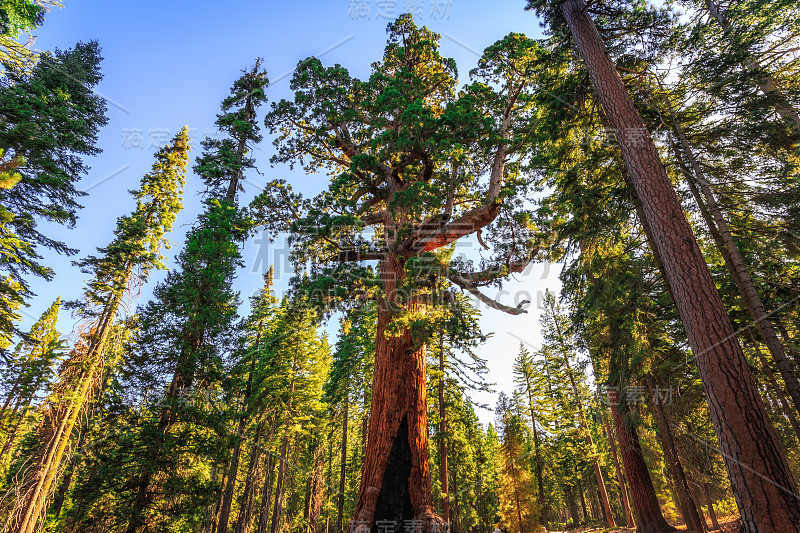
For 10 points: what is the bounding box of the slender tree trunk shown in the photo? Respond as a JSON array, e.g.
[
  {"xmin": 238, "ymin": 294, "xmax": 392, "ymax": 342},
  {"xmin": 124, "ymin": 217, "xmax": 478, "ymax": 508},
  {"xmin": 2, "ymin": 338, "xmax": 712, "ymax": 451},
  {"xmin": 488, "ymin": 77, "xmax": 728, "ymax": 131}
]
[
  {"xmin": 351, "ymin": 253, "xmax": 439, "ymax": 533},
  {"xmin": 648, "ymin": 381, "xmax": 705, "ymax": 532},
  {"xmin": 604, "ymin": 414, "xmax": 635, "ymax": 528},
  {"xmin": 512, "ymin": 462, "xmax": 525, "ymax": 533},
  {"xmin": 746, "ymin": 330, "xmax": 800, "ymax": 441},
  {"xmin": 451, "ymin": 480, "xmax": 459, "ymax": 533},
  {"xmin": 270, "ymin": 435, "xmax": 290, "ymax": 533},
  {"xmin": 256, "ymin": 454, "xmax": 275, "ymax": 533},
  {"xmin": 703, "ymin": 483, "xmax": 720, "ymax": 531},
  {"xmin": 437, "ymin": 333, "xmax": 450, "ymax": 525},
  {"xmin": 337, "ymin": 389, "xmax": 349, "ymax": 533},
  {"xmin": 234, "ymin": 422, "xmax": 265, "ymax": 533},
  {"xmin": 522, "ymin": 373, "xmax": 548, "ymax": 531},
  {"xmin": 703, "ymin": 0, "xmax": 800, "ymax": 130},
  {"xmin": 218, "ymin": 415, "xmax": 247, "ymax": 533},
  {"xmin": 127, "ymin": 356, "xmax": 197, "ymax": 533},
  {"xmin": 308, "ymin": 443, "xmax": 326, "ymax": 533},
  {"xmin": 218, "ymin": 341, "xmax": 259, "ymax": 533},
  {"xmin": 553, "ymin": 330, "xmax": 615, "ymax": 528},
  {"xmin": 608, "ymin": 389, "xmax": 677, "ymax": 533},
  {"xmin": 561, "ymin": 1, "xmax": 800, "ymax": 529},
  {"xmin": 576, "ymin": 472, "xmax": 588, "ymax": 523},
  {"xmin": 0, "ymin": 401, "xmax": 25, "ymax": 458}
]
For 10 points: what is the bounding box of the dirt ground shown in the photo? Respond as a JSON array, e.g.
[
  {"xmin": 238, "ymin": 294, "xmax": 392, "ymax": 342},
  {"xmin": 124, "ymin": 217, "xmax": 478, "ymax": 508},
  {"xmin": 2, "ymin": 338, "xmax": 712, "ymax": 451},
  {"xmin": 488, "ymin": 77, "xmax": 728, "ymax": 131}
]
[{"xmin": 548, "ymin": 515, "xmax": 742, "ymax": 533}]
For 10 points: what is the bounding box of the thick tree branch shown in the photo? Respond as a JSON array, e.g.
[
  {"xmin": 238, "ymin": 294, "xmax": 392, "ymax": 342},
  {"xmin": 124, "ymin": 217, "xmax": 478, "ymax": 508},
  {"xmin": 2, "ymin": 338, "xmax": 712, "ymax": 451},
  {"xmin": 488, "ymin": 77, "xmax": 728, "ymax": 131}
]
[
  {"xmin": 329, "ymin": 249, "xmax": 386, "ymax": 262},
  {"xmin": 447, "ymin": 270, "xmax": 529, "ymax": 315}
]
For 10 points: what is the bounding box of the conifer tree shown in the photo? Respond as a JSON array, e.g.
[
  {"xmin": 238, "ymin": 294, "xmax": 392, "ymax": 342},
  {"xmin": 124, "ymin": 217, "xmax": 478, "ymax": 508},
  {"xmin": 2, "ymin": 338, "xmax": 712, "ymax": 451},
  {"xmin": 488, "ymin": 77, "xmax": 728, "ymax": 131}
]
[
  {"xmin": 495, "ymin": 393, "xmax": 538, "ymax": 533},
  {"xmin": 0, "ymin": 0, "xmax": 59, "ymax": 75},
  {"xmin": 0, "ymin": 41, "xmax": 108, "ymax": 343},
  {"xmin": 123, "ymin": 62, "xmax": 267, "ymax": 533},
  {"xmin": 258, "ymin": 19, "xmax": 544, "ymax": 529},
  {"xmin": 0, "ymin": 297, "xmax": 63, "ymax": 460},
  {"xmin": 524, "ymin": 1, "xmax": 800, "ymax": 529},
  {"xmin": 6, "ymin": 128, "xmax": 190, "ymax": 533}
]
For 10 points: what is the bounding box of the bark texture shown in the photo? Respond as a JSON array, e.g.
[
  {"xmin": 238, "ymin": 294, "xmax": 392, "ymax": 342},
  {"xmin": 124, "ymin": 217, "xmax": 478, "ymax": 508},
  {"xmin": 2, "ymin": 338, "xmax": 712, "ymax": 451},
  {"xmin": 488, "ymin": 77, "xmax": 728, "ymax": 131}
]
[
  {"xmin": 609, "ymin": 390, "xmax": 677, "ymax": 533},
  {"xmin": 561, "ymin": 1, "xmax": 800, "ymax": 530},
  {"xmin": 351, "ymin": 255, "xmax": 439, "ymax": 533}
]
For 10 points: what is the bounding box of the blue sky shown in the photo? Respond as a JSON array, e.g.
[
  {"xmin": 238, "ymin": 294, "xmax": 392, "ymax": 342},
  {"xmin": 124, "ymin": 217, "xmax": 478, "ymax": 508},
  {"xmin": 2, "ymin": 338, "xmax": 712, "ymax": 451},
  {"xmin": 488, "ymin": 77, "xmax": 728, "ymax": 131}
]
[{"xmin": 21, "ymin": 0, "xmax": 564, "ymax": 424}]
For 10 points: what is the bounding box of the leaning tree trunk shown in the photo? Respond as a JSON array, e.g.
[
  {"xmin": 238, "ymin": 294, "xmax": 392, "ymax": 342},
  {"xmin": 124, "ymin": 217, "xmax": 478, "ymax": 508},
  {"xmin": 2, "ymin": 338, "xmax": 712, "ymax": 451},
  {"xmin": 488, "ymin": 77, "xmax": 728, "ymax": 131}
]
[
  {"xmin": 703, "ymin": 482, "xmax": 720, "ymax": 531},
  {"xmin": 663, "ymin": 94, "xmax": 800, "ymax": 419},
  {"xmin": 352, "ymin": 253, "xmax": 439, "ymax": 533},
  {"xmin": 256, "ymin": 453, "xmax": 275, "ymax": 533},
  {"xmin": 234, "ymin": 422, "xmax": 265, "ymax": 533},
  {"xmin": 608, "ymin": 389, "xmax": 677, "ymax": 533},
  {"xmin": 746, "ymin": 330, "xmax": 800, "ymax": 441},
  {"xmin": 556, "ymin": 338, "xmax": 615, "ymax": 528},
  {"xmin": 269, "ymin": 435, "xmax": 290, "ymax": 533},
  {"xmin": 648, "ymin": 381, "xmax": 705, "ymax": 532},
  {"xmin": 703, "ymin": 0, "xmax": 800, "ymax": 131},
  {"xmin": 561, "ymin": 1, "xmax": 800, "ymax": 530},
  {"xmin": 11, "ymin": 288, "xmax": 124, "ymax": 533}
]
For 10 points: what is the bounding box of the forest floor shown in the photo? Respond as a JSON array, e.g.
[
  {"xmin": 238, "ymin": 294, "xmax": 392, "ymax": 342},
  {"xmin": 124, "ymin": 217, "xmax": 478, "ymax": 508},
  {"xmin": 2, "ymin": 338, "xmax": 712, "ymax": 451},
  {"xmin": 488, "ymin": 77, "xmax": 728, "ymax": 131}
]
[{"xmin": 552, "ymin": 515, "xmax": 742, "ymax": 533}]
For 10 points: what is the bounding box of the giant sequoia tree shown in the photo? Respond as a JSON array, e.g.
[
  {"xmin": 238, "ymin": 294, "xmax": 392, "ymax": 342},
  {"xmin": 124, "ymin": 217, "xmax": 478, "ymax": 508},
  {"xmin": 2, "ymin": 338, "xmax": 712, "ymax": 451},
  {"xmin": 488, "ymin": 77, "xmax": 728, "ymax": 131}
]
[{"xmin": 259, "ymin": 17, "xmax": 542, "ymax": 531}]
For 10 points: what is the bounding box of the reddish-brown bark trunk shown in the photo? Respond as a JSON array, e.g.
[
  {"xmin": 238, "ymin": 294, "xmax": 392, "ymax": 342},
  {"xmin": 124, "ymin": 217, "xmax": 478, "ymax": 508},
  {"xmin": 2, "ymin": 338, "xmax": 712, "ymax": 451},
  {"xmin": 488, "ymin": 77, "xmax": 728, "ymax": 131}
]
[
  {"xmin": 609, "ymin": 390, "xmax": 677, "ymax": 533},
  {"xmin": 648, "ymin": 382, "xmax": 705, "ymax": 532},
  {"xmin": 605, "ymin": 415, "xmax": 635, "ymax": 528},
  {"xmin": 561, "ymin": 1, "xmax": 800, "ymax": 530},
  {"xmin": 703, "ymin": 483, "xmax": 720, "ymax": 531},
  {"xmin": 352, "ymin": 254, "xmax": 439, "ymax": 533}
]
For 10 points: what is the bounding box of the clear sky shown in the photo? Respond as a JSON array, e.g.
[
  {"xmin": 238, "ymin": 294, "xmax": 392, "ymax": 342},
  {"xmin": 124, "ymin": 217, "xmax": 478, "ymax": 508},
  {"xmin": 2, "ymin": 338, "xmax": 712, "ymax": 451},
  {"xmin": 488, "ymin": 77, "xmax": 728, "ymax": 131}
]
[{"xmin": 20, "ymin": 0, "xmax": 564, "ymax": 425}]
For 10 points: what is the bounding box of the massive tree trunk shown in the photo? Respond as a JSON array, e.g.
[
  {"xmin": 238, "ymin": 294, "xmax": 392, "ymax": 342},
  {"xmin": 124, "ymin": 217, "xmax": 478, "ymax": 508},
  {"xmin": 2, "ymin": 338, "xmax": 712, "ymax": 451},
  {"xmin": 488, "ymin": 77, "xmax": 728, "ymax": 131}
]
[
  {"xmin": 561, "ymin": 1, "xmax": 800, "ymax": 530},
  {"xmin": 352, "ymin": 254, "xmax": 439, "ymax": 533},
  {"xmin": 608, "ymin": 390, "xmax": 677, "ymax": 533}
]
